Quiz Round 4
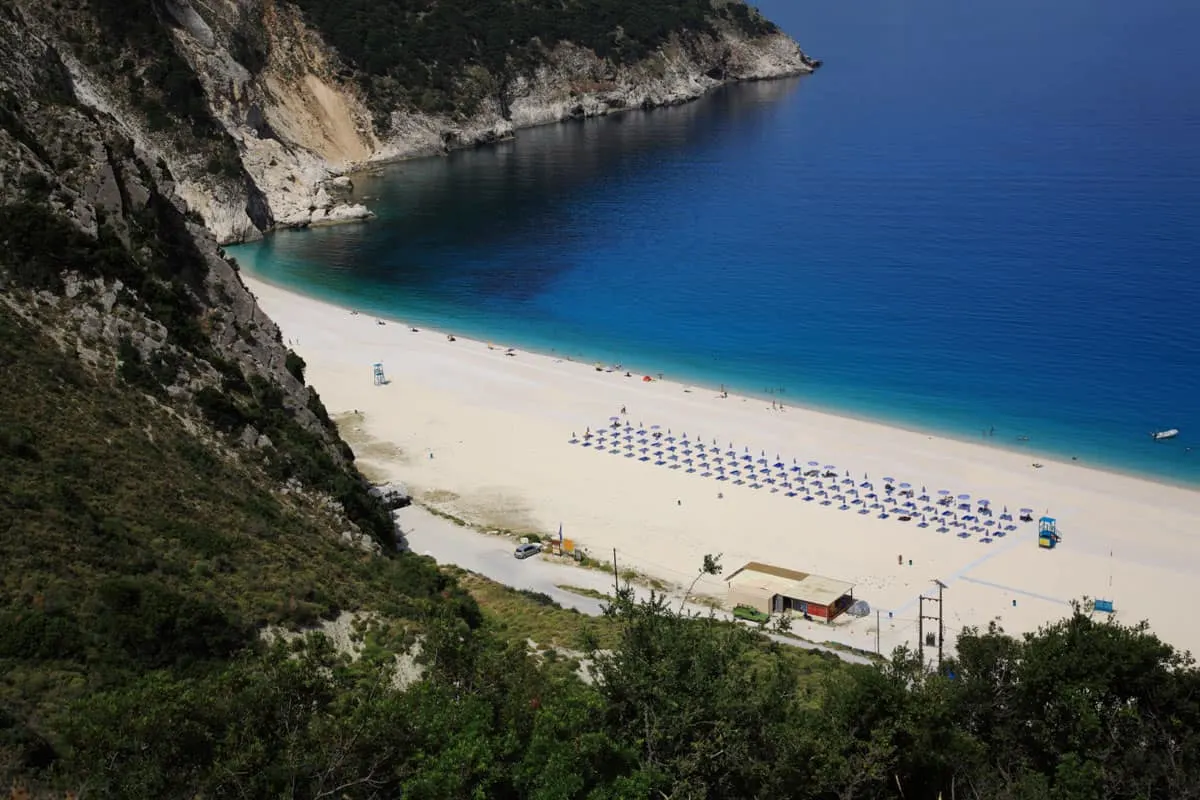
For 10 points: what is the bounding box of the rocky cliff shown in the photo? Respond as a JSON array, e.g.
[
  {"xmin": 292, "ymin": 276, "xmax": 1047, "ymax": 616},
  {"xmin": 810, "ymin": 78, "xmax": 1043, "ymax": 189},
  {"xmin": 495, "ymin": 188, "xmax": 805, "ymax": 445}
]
[
  {"xmin": 0, "ymin": 0, "xmax": 395, "ymax": 555},
  {"xmin": 9, "ymin": 0, "xmax": 816, "ymax": 244}
]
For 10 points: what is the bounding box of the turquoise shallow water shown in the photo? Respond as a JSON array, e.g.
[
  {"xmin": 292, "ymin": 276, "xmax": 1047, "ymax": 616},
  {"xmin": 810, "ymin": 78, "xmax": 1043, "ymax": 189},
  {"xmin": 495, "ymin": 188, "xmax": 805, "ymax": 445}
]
[{"xmin": 229, "ymin": 0, "xmax": 1200, "ymax": 486}]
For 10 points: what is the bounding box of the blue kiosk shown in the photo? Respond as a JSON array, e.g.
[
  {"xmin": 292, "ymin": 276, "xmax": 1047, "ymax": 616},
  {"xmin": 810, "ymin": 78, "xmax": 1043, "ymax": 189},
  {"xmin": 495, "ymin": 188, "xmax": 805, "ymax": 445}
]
[
  {"xmin": 372, "ymin": 362, "xmax": 386, "ymax": 386},
  {"xmin": 1037, "ymin": 516, "xmax": 1061, "ymax": 549}
]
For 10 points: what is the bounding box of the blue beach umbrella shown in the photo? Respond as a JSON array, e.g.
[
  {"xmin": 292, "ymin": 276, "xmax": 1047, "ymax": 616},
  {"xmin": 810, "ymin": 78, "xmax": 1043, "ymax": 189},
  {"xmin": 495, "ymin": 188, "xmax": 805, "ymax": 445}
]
[
  {"xmin": 883, "ymin": 476, "xmax": 895, "ymax": 484},
  {"xmin": 958, "ymin": 493, "xmax": 971, "ymax": 500},
  {"xmin": 937, "ymin": 489, "xmax": 951, "ymax": 496}
]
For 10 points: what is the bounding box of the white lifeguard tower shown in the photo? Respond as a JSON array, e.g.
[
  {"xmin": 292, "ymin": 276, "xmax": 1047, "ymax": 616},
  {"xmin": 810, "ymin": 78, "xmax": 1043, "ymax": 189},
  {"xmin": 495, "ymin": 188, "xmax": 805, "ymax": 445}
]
[{"xmin": 372, "ymin": 362, "xmax": 386, "ymax": 386}]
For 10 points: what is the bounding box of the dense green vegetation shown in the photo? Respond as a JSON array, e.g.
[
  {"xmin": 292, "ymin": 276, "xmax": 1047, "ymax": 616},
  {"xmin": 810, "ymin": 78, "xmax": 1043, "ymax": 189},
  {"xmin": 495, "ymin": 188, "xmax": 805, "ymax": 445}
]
[{"xmin": 286, "ymin": 0, "xmax": 777, "ymax": 118}]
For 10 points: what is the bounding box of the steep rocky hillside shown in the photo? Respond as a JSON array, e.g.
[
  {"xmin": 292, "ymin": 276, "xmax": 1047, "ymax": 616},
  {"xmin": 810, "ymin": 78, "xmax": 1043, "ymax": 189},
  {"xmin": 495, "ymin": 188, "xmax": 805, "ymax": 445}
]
[
  {"xmin": 0, "ymin": 6, "xmax": 489, "ymax": 791},
  {"xmin": 7, "ymin": 0, "xmax": 816, "ymax": 243}
]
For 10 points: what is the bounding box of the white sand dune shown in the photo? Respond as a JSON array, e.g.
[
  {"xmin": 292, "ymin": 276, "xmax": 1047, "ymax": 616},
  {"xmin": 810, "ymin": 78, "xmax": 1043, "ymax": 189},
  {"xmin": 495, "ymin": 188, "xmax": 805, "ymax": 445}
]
[{"xmin": 244, "ymin": 276, "xmax": 1200, "ymax": 658}]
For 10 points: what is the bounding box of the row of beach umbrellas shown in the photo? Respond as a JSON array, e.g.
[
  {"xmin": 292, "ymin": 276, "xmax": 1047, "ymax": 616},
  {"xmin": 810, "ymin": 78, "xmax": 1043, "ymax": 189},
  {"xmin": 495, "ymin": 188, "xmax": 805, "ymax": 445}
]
[{"xmin": 569, "ymin": 419, "xmax": 1031, "ymax": 540}]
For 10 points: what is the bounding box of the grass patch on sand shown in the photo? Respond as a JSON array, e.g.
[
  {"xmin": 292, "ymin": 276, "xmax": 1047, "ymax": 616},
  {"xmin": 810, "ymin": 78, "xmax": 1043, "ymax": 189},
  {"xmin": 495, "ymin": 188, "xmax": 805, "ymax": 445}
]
[
  {"xmin": 556, "ymin": 584, "xmax": 614, "ymax": 603},
  {"xmin": 449, "ymin": 568, "xmax": 620, "ymax": 652}
]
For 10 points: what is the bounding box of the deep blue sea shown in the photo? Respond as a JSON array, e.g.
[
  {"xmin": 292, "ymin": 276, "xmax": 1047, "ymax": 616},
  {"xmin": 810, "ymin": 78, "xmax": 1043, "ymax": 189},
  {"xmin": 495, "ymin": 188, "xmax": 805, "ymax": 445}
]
[{"xmin": 229, "ymin": 0, "xmax": 1200, "ymax": 485}]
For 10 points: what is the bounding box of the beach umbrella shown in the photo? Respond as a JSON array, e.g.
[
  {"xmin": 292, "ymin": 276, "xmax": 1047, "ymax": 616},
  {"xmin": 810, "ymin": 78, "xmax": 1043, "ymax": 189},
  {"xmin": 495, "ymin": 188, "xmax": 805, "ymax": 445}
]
[
  {"xmin": 636, "ymin": 428, "xmax": 646, "ymax": 435},
  {"xmin": 958, "ymin": 493, "xmax": 971, "ymax": 500},
  {"xmin": 791, "ymin": 464, "xmax": 802, "ymax": 473},
  {"xmin": 757, "ymin": 456, "xmax": 768, "ymax": 465},
  {"xmin": 937, "ymin": 489, "xmax": 950, "ymax": 496},
  {"xmin": 775, "ymin": 459, "xmax": 786, "ymax": 469},
  {"xmin": 667, "ymin": 444, "xmax": 677, "ymax": 452},
  {"xmin": 609, "ymin": 416, "xmax": 620, "ymax": 422},
  {"xmin": 979, "ymin": 499, "xmax": 991, "ymax": 506},
  {"xmin": 743, "ymin": 453, "xmax": 754, "ymax": 462},
  {"xmin": 650, "ymin": 424, "xmax": 661, "ymax": 430},
  {"xmin": 824, "ymin": 464, "xmax": 836, "ymax": 471},
  {"xmin": 842, "ymin": 477, "xmax": 854, "ymax": 485},
  {"xmin": 808, "ymin": 461, "xmax": 820, "ymax": 467},
  {"xmin": 883, "ymin": 476, "xmax": 895, "ymax": 484}
]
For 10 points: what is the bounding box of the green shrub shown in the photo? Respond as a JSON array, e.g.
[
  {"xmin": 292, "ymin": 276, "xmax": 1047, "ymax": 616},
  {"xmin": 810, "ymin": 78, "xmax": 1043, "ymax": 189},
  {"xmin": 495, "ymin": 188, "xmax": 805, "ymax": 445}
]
[
  {"xmin": 284, "ymin": 350, "xmax": 307, "ymax": 384},
  {"xmin": 92, "ymin": 576, "xmax": 251, "ymax": 668}
]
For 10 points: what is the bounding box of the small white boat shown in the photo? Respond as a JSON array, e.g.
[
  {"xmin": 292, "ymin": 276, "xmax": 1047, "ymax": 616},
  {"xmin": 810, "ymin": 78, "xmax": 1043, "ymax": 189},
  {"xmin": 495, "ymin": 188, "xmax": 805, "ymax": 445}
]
[{"xmin": 1151, "ymin": 429, "xmax": 1180, "ymax": 441}]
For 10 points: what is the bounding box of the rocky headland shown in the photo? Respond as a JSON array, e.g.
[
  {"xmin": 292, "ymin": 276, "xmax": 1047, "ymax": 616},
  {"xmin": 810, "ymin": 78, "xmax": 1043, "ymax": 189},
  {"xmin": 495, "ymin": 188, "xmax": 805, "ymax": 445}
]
[{"xmin": 6, "ymin": 0, "xmax": 817, "ymax": 244}]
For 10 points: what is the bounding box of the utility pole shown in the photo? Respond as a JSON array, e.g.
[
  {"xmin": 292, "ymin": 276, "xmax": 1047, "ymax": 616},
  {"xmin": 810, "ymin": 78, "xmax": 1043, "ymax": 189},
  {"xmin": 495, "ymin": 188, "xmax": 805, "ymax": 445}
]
[
  {"xmin": 919, "ymin": 579, "xmax": 948, "ymax": 671},
  {"xmin": 936, "ymin": 579, "xmax": 946, "ymax": 669},
  {"xmin": 612, "ymin": 547, "xmax": 620, "ymax": 593}
]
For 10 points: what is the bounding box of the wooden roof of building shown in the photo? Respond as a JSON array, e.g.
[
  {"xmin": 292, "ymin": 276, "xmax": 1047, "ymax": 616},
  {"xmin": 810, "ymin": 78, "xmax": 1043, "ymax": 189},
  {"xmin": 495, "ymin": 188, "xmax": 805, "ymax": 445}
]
[{"xmin": 726, "ymin": 562, "xmax": 854, "ymax": 607}]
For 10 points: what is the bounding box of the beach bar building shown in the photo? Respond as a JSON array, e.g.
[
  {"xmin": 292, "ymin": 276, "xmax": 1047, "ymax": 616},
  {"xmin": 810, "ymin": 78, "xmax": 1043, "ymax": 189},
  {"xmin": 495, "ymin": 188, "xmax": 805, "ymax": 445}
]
[{"xmin": 726, "ymin": 561, "xmax": 855, "ymax": 623}]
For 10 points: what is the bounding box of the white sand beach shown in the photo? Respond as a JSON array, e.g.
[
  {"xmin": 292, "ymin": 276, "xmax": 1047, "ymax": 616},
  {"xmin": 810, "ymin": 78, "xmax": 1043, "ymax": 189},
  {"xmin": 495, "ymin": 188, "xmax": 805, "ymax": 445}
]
[{"xmin": 244, "ymin": 275, "xmax": 1200, "ymax": 658}]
